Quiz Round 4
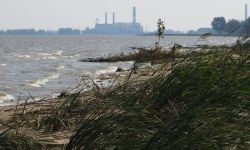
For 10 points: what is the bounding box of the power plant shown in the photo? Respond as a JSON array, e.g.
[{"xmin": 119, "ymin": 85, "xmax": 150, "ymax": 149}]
[{"xmin": 83, "ymin": 7, "xmax": 144, "ymax": 35}]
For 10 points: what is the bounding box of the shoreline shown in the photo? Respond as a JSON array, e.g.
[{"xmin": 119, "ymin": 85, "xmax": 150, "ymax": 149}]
[
  {"xmin": 0, "ymin": 60, "xmax": 158, "ymax": 109},
  {"xmin": 0, "ymin": 44, "xmax": 230, "ymax": 109},
  {"xmin": 0, "ymin": 59, "xmax": 160, "ymax": 148},
  {"xmin": 0, "ymin": 60, "xmax": 135, "ymax": 107},
  {"xmin": 1, "ymin": 43, "xmax": 249, "ymax": 149}
]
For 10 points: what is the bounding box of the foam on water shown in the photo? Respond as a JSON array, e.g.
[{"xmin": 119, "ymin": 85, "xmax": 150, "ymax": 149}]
[
  {"xmin": 38, "ymin": 50, "xmax": 63, "ymax": 56},
  {"xmin": 27, "ymin": 73, "xmax": 60, "ymax": 87},
  {"xmin": 38, "ymin": 52, "xmax": 53, "ymax": 56},
  {"xmin": 43, "ymin": 56, "xmax": 58, "ymax": 60},
  {"xmin": 1, "ymin": 64, "xmax": 6, "ymax": 66},
  {"xmin": 64, "ymin": 56, "xmax": 75, "ymax": 59},
  {"xmin": 38, "ymin": 50, "xmax": 63, "ymax": 60},
  {"xmin": 15, "ymin": 55, "xmax": 31, "ymax": 59},
  {"xmin": 53, "ymin": 50, "xmax": 63, "ymax": 56},
  {"xmin": 95, "ymin": 66, "xmax": 118, "ymax": 76},
  {"xmin": 54, "ymin": 65, "xmax": 65, "ymax": 70},
  {"xmin": 0, "ymin": 92, "xmax": 15, "ymax": 106}
]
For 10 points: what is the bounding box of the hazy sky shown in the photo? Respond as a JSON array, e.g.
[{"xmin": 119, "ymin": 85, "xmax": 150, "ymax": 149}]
[{"xmin": 0, "ymin": 0, "xmax": 248, "ymax": 31}]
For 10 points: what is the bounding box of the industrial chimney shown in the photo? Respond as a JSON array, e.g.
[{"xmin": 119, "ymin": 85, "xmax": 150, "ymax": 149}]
[
  {"xmin": 133, "ymin": 7, "xmax": 136, "ymax": 24},
  {"xmin": 105, "ymin": 12, "xmax": 108, "ymax": 24},
  {"xmin": 113, "ymin": 12, "xmax": 115, "ymax": 24},
  {"xmin": 245, "ymin": 4, "xmax": 248, "ymax": 21}
]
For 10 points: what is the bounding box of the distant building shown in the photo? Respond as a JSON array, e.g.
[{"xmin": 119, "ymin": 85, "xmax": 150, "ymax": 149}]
[{"xmin": 83, "ymin": 7, "xmax": 144, "ymax": 35}]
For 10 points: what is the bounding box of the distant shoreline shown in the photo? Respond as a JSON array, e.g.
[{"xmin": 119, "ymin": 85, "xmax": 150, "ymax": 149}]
[
  {"xmin": 140, "ymin": 33, "xmax": 240, "ymax": 37},
  {"xmin": 0, "ymin": 34, "xmax": 239, "ymax": 37}
]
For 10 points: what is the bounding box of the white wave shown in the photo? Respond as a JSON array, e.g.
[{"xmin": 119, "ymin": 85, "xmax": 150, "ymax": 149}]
[
  {"xmin": 95, "ymin": 66, "xmax": 118, "ymax": 76},
  {"xmin": 1, "ymin": 64, "xmax": 6, "ymax": 66},
  {"xmin": 38, "ymin": 50, "xmax": 63, "ymax": 56},
  {"xmin": 55, "ymin": 65, "xmax": 65, "ymax": 70},
  {"xmin": 38, "ymin": 53, "xmax": 53, "ymax": 56},
  {"xmin": 64, "ymin": 56, "xmax": 75, "ymax": 59},
  {"xmin": 43, "ymin": 56, "xmax": 58, "ymax": 60},
  {"xmin": 53, "ymin": 50, "xmax": 63, "ymax": 56},
  {"xmin": 15, "ymin": 55, "xmax": 31, "ymax": 59},
  {"xmin": 0, "ymin": 92, "xmax": 15, "ymax": 106},
  {"xmin": 28, "ymin": 78, "xmax": 49, "ymax": 87},
  {"xmin": 27, "ymin": 73, "xmax": 60, "ymax": 87}
]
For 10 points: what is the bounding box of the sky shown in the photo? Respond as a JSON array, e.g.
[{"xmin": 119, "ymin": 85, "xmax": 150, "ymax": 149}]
[{"xmin": 0, "ymin": 0, "xmax": 248, "ymax": 31}]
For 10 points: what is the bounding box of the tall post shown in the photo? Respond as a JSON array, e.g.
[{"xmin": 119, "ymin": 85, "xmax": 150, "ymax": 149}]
[{"xmin": 133, "ymin": 7, "xmax": 136, "ymax": 24}]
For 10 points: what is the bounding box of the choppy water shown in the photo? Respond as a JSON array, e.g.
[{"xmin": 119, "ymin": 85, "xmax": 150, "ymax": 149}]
[{"xmin": 0, "ymin": 35, "xmax": 237, "ymax": 106}]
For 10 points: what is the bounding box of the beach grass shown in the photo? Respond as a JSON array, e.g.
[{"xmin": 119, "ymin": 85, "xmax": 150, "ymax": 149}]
[
  {"xmin": 0, "ymin": 39, "xmax": 249, "ymax": 149},
  {"xmin": 65, "ymin": 41, "xmax": 249, "ymax": 149}
]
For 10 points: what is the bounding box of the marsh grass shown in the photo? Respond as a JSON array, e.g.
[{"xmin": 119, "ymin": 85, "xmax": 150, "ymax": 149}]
[
  {"xmin": 0, "ymin": 119, "xmax": 43, "ymax": 150},
  {"xmin": 66, "ymin": 40, "xmax": 250, "ymax": 149},
  {"xmin": 34, "ymin": 77, "xmax": 105, "ymax": 133}
]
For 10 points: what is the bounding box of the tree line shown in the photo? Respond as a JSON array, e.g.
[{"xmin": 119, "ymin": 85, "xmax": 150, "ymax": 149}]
[{"xmin": 211, "ymin": 17, "xmax": 250, "ymax": 35}]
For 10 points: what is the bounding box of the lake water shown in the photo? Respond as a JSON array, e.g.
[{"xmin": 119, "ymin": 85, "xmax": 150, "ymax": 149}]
[{"xmin": 0, "ymin": 35, "xmax": 237, "ymax": 106}]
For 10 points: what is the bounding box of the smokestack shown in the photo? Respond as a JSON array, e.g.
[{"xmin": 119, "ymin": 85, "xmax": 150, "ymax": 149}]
[
  {"xmin": 105, "ymin": 12, "xmax": 108, "ymax": 24},
  {"xmin": 245, "ymin": 4, "xmax": 248, "ymax": 20},
  {"xmin": 96, "ymin": 18, "xmax": 99, "ymax": 24},
  {"xmin": 113, "ymin": 12, "xmax": 115, "ymax": 24},
  {"xmin": 133, "ymin": 7, "xmax": 136, "ymax": 24}
]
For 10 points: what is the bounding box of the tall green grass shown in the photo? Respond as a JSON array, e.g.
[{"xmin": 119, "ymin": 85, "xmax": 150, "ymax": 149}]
[
  {"xmin": 0, "ymin": 128, "xmax": 43, "ymax": 150},
  {"xmin": 66, "ymin": 42, "xmax": 250, "ymax": 149}
]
